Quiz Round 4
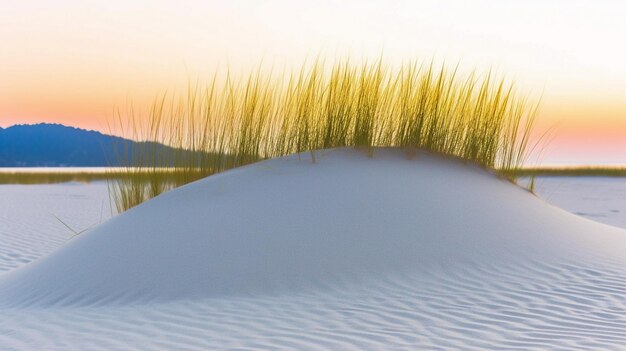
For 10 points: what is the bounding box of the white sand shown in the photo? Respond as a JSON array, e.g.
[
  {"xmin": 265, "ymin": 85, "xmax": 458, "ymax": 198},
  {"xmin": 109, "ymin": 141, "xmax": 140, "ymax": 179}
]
[
  {"xmin": 528, "ymin": 176, "xmax": 626, "ymax": 229},
  {"xmin": 0, "ymin": 182, "xmax": 114, "ymax": 273},
  {"xmin": 1, "ymin": 148, "xmax": 626, "ymax": 350}
]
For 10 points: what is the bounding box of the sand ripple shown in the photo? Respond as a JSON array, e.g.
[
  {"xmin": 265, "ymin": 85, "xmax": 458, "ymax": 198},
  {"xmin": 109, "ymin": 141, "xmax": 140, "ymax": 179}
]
[
  {"xmin": 2, "ymin": 151, "xmax": 626, "ymax": 349},
  {"xmin": 2, "ymin": 259, "xmax": 626, "ymax": 350},
  {"xmin": 0, "ymin": 183, "xmax": 113, "ymax": 272}
]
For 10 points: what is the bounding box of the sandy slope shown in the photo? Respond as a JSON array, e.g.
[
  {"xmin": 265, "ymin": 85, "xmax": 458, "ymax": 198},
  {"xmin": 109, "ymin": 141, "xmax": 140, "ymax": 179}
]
[{"xmin": 1, "ymin": 148, "xmax": 626, "ymax": 350}]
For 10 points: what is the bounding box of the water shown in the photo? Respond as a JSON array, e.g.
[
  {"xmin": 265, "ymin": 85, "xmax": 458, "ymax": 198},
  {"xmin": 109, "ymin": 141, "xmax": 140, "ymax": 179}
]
[
  {"xmin": 0, "ymin": 178, "xmax": 624, "ymax": 273},
  {"xmin": 0, "ymin": 167, "xmax": 113, "ymax": 173}
]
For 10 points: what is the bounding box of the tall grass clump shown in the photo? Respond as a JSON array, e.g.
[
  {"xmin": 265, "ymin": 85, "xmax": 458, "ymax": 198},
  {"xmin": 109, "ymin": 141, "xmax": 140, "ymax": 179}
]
[{"xmin": 111, "ymin": 59, "xmax": 538, "ymax": 211}]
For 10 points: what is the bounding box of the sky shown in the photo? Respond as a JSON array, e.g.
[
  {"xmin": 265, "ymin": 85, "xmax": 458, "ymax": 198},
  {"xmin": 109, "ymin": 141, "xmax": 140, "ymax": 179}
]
[{"xmin": 1, "ymin": 0, "xmax": 625, "ymax": 165}]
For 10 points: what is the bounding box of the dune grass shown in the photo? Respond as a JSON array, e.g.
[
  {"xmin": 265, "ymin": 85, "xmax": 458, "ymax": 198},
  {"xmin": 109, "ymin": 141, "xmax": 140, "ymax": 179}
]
[{"xmin": 110, "ymin": 59, "xmax": 539, "ymax": 211}]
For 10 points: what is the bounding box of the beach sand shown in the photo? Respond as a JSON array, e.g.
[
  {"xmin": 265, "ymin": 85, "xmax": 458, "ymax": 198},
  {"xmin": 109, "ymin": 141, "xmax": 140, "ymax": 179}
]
[{"xmin": 1, "ymin": 148, "xmax": 626, "ymax": 350}]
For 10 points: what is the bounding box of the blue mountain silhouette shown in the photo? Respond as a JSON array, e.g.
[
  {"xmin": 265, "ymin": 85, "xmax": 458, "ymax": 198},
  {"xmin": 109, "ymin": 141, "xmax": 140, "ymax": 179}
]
[{"xmin": 0, "ymin": 123, "xmax": 183, "ymax": 167}]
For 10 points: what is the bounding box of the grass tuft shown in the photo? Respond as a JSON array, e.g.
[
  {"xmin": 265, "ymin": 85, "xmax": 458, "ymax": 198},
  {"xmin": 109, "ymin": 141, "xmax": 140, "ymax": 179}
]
[{"xmin": 110, "ymin": 59, "xmax": 539, "ymax": 211}]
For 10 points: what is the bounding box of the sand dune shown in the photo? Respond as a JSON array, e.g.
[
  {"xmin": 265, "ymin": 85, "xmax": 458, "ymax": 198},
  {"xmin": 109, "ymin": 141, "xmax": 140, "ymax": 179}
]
[{"xmin": 1, "ymin": 148, "xmax": 626, "ymax": 349}]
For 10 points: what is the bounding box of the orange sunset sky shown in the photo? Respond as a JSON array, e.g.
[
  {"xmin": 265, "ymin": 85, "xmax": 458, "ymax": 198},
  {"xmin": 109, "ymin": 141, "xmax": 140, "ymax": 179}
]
[{"xmin": 2, "ymin": 0, "xmax": 625, "ymax": 165}]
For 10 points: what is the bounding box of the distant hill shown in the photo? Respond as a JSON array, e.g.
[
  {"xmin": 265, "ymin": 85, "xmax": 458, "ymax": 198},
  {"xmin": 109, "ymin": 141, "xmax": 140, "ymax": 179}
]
[{"xmin": 0, "ymin": 123, "xmax": 189, "ymax": 167}]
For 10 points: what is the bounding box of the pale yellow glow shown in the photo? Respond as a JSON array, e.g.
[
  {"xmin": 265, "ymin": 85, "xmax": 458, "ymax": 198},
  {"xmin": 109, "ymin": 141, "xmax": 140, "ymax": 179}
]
[{"xmin": 1, "ymin": 0, "xmax": 625, "ymax": 164}]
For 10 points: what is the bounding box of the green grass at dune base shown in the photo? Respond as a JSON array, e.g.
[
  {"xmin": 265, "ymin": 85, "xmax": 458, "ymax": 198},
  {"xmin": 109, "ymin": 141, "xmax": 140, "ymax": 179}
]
[
  {"xmin": 0, "ymin": 172, "xmax": 112, "ymax": 184},
  {"xmin": 4, "ymin": 166, "xmax": 626, "ymax": 186},
  {"xmin": 0, "ymin": 170, "xmax": 208, "ymax": 185},
  {"xmin": 516, "ymin": 167, "xmax": 626, "ymax": 177},
  {"xmin": 107, "ymin": 59, "xmax": 538, "ymax": 212}
]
